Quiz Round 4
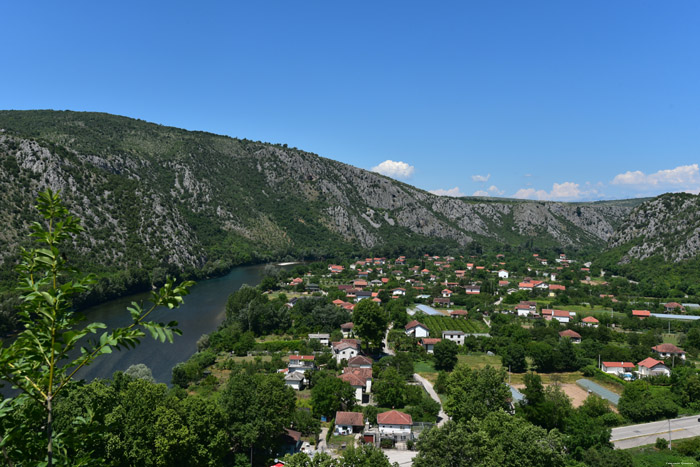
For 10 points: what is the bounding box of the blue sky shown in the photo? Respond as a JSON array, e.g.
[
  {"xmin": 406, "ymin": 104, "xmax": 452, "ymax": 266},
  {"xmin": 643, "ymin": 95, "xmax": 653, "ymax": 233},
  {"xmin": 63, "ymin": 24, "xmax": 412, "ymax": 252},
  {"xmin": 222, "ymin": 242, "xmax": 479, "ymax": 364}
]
[{"xmin": 2, "ymin": 1, "xmax": 699, "ymax": 201}]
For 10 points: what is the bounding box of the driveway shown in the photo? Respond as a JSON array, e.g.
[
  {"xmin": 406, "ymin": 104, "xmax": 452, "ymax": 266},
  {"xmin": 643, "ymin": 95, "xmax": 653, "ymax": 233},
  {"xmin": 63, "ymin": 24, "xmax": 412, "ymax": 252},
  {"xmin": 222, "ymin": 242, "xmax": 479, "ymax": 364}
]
[
  {"xmin": 383, "ymin": 449, "xmax": 418, "ymax": 466},
  {"xmin": 413, "ymin": 373, "xmax": 449, "ymax": 427},
  {"xmin": 611, "ymin": 415, "xmax": 700, "ymax": 449},
  {"xmin": 383, "ymin": 325, "xmax": 395, "ymax": 356}
]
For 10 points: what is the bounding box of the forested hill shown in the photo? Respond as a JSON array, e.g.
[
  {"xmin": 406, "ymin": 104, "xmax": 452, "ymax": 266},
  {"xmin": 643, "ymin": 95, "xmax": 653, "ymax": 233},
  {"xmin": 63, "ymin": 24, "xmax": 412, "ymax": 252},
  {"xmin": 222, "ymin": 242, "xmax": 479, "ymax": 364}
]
[{"xmin": 0, "ymin": 110, "xmax": 645, "ymax": 315}]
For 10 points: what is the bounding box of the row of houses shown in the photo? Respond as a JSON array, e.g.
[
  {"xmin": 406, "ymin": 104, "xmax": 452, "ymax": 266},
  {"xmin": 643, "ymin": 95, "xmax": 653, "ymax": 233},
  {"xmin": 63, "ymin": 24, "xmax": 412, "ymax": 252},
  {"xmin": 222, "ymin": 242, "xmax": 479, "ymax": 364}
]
[{"xmin": 335, "ymin": 409, "xmax": 414, "ymax": 442}]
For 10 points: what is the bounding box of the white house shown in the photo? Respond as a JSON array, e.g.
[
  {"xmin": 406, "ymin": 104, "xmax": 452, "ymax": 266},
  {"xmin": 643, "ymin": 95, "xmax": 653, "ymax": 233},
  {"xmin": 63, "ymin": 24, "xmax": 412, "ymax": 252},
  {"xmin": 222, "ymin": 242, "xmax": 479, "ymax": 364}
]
[
  {"xmin": 420, "ymin": 338, "xmax": 441, "ymax": 354},
  {"xmin": 288, "ymin": 355, "xmax": 316, "ymax": 373},
  {"xmin": 581, "ymin": 316, "xmax": 599, "ymax": 328},
  {"xmin": 498, "ymin": 270, "xmax": 509, "ymax": 279},
  {"xmin": 442, "ymin": 330, "xmax": 465, "ymax": 346},
  {"xmin": 377, "ymin": 410, "xmax": 413, "ymax": 441},
  {"xmin": 308, "ymin": 333, "xmax": 330, "ymax": 346},
  {"xmin": 339, "ymin": 367, "xmax": 372, "ymax": 402},
  {"xmin": 334, "ymin": 411, "xmax": 364, "ymax": 435},
  {"xmin": 340, "ymin": 322, "xmax": 354, "ymax": 338},
  {"xmin": 652, "ymin": 344, "xmax": 686, "ymax": 361},
  {"xmin": 332, "ymin": 339, "xmax": 360, "ymax": 363},
  {"xmin": 284, "ymin": 371, "xmax": 305, "ymax": 390},
  {"xmin": 637, "ymin": 357, "xmax": 671, "ymax": 378},
  {"xmin": 601, "ymin": 361, "xmax": 635, "ymax": 377},
  {"xmin": 392, "ymin": 288, "xmax": 406, "ymax": 296},
  {"xmin": 405, "ymin": 320, "xmax": 430, "ymax": 338}
]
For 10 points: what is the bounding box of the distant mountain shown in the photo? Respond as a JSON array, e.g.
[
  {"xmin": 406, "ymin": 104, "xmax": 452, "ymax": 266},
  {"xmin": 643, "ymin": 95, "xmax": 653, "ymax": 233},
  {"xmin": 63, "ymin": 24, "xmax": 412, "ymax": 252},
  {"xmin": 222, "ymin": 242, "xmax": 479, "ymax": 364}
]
[
  {"xmin": 605, "ymin": 192, "xmax": 700, "ymax": 263},
  {"xmin": 0, "ymin": 110, "xmax": 650, "ymax": 317}
]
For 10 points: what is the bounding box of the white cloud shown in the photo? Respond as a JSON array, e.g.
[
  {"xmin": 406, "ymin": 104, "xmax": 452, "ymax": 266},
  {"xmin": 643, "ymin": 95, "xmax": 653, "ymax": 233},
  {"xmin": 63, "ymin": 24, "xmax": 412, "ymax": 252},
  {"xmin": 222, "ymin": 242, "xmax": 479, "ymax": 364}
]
[
  {"xmin": 430, "ymin": 187, "xmax": 466, "ymax": 197},
  {"xmin": 611, "ymin": 164, "xmax": 700, "ymax": 188},
  {"xmin": 513, "ymin": 182, "xmax": 597, "ymax": 201},
  {"xmin": 472, "ymin": 190, "xmax": 489, "ymax": 196},
  {"xmin": 371, "ymin": 160, "xmax": 415, "ymax": 179},
  {"xmin": 488, "ymin": 185, "xmax": 504, "ymax": 195},
  {"xmin": 471, "ymin": 173, "xmax": 491, "ymax": 182}
]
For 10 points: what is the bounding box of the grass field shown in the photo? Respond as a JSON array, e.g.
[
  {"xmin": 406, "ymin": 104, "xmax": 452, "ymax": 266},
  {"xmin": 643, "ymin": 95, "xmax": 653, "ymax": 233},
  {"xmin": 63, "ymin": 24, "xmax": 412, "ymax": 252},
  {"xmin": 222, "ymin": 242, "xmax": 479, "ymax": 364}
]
[
  {"xmin": 414, "ymin": 360, "xmax": 436, "ymax": 373},
  {"xmin": 624, "ymin": 443, "xmax": 698, "ymax": 466},
  {"xmin": 457, "ymin": 353, "xmax": 502, "ymax": 369},
  {"xmin": 661, "ymin": 333, "xmax": 681, "ymax": 345},
  {"xmin": 421, "ymin": 316, "xmax": 489, "ymax": 337}
]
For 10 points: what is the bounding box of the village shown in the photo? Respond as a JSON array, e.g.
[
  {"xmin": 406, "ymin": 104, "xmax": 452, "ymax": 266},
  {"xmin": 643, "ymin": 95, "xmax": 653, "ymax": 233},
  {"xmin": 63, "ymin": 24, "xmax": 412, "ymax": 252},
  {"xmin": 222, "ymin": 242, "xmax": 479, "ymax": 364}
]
[{"xmin": 177, "ymin": 250, "xmax": 700, "ymax": 465}]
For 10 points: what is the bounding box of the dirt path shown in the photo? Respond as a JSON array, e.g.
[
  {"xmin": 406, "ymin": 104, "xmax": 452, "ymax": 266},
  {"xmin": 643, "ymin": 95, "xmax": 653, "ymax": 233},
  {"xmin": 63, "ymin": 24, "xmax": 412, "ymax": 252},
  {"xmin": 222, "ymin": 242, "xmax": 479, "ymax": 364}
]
[{"xmin": 512, "ymin": 383, "xmax": 589, "ymax": 407}]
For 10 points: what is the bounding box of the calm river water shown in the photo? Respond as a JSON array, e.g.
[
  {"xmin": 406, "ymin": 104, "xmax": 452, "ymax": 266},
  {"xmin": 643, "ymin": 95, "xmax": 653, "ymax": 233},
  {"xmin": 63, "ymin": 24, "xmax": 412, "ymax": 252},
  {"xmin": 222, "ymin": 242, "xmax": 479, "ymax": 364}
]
[{"xmin": 72, "ymin": 264, "xmax": 267, "ymax": 384}]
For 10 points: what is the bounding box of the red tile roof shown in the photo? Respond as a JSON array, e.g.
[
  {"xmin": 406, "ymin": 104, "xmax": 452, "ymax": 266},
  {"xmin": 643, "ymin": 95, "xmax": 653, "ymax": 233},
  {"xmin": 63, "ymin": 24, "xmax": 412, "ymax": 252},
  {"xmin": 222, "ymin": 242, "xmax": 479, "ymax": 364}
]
[
  {"xmin": 405, "ymin": 320, "xmax": 428, "ymax": 331},
  {"xmin": 602, "ymin": 361, "xmax": 635, "ymax": 369},
  {"xmin": 652, "ymin": 343, "xmax": 685, "ymax": 354},
  {"xmin": 335, "ymin": 411, "xmax": 364, "ymax": 427},
  {"xmin": 377, "ymin": 410, "xmax": 413, "ymax": 426},
  {"xmin": 421, "ymin": 338, "xmax": 442, "ymax": 345},
  {"xmin": 289, "ymin": 355, "xmax": 315, "ymax": 361},
  {"xmin": 559, "ymin": 329, "xmax": 581, "ymax": 339},
  {"xmin": 338, "ymin": 372, "xmax": 366, "ymax": 387},
  {"xmin": 348, "ymin": 355, "xmax": 373, "ymax": 366},
  {"xmin": 582, "ymin": 316, "xmax": 599, "ymax": 323},
  {"xmin": 637, "ymin": 357, "xmax": 666, "ymax": 368},
  {"xmin": 632, "ymin": 310, "xmax": 651, "ymax": 317}
]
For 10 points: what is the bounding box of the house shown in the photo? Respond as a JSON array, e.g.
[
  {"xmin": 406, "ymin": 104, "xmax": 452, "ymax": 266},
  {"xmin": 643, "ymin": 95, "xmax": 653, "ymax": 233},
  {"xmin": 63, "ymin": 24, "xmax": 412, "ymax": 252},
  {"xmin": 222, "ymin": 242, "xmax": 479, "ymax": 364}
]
[
  {"xmin": 308, "ymin": 333, "xmax": 330, "ymax": 346},
  {"xmin": 664, "ymin": 302, "xmax": 686, "ymax": 313},
  {"xmin": 441, "ymin": 289, "xmax": 453, "ymax": 298},
  {"xmin": 442, "ymin": 330, "xmax": 465, "ymax": 345},
  {"xmin": 601, "ymin": 361, "xmax": 635, "ymax": 377},
  {"xmin": 392, "ymin": 288, "xmax": 406, "ymax": 296},
  {"xmin": 339, "ymin": 369, "xmax": 371, "ymax": 401},
  {"xmin": 498, "ymin": 280, "xmax": 510, "ymax": 287},
  {"xmin": 464, "ymin": 285, "xmax": 481, "ymax": 295},
  {"xmin": 332, "ymin": 339, "xmax": 360, "ymax": 363},
  {"xmin": 449, "ymin": 309, "xmax": 468, "ymax": 319},
  {"xmin": 433, "ymin": 297, "xmax": 452, "ymax": 307},
  {"xmin": 543, "ymin": 309, "xmax": 572, "ymax": 323},
  {"xmin": 405, "ymin": 320, "xmax": 430, "ymax": 338},
  {"xmin": 353, "ymin": 290, "xmax": 372, "ymax": 302},
  {"xmin": 498, "ymin": 270, "xmax": 509, "ymax": 279},
  {"xmin": 328, "ymin": 264, "xmax": 345, "ymax": 274},
  {"xmin": 284, "ymin": 371, "xmax": 306, "ymax": 390},
  {"xmin": 420, "ymin": 338, "xmax": 441, "ymax": 354},
  {"xmin": 340, "ymin": 322, "xmax": 354, "ymax": 338},
  {"xmin": 581, "ymin": 316, "xmax": 600, "ymax": 328},
  {"xmin": 277, "ymin": 428, "xmax": 303, "ymax": 456},
  {"xmin": 347, "ymin": 355, "xmax": 373, "ymax": 368},
  {"xmin": 288, "ymin": 355, "xmax": 315, "ymax": 373},
  {"xmin": 652, "ymin": 343, "xmax": 686, "ymax": 361},
  {"xmin": 455, "ymin": 269, "xmax": 466, "ymax": 278},
  {"xmin": 353, "ymin": 279, "xmax": 368, "ymax": 289},
  {"xmin": 377, "ymin": 410, "xmax": 413, "ymax": 441},
  {"xmin": 637, "ymin": 357, "xmax": 671, "ymax": 377},
  {"xmin": 558, "ymin": 329, "xmax": 581, "ymax": 344},
  {"xmin": 632, "ymin": 310, "xmax": 651, "ymax": 319},
  {"xmin": 334, "ymin": 411, "xmax": 365, "ymax": 435},
  {"xmin": 548, "ymin": 284, "xmax": 566, "ymax": 296}
]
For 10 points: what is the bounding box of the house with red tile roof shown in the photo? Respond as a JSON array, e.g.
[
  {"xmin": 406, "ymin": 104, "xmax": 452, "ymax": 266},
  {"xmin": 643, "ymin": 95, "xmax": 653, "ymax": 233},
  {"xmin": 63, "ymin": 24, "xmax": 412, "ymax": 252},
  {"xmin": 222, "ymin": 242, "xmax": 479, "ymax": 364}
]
[
  {"xmin": 405, "ymin": 320, "xmax": 430, "ymax": 338},
  {"xmin": 637, "ymin": 357, "xmax": 670, "ymax": 377},
  {"xmin": 377, "ymin": 410, "xmax": 413, "ymax": 441},
  {"xmin": 581, "ymin": 316, "xmax": 599, "ymax": 327},
  {"xmin": 465, "ymin": 284, "xmax": 481, "ymax": 294},
  {"xmin": 420, "ymin": 337, "xmax": 441, "ymax": 354},
  {"xmin": 664, "ymin": 302, "xmax": 685, "ymax": 313},
  {"xmin": 558, "ymin": 329, "xmax": 581, "ymax": 344},
  {"xmin": 449, "ymin": 309, "xmax": 468, "ymax": 319},
  {"xmin": 652, "ymin": 343, "xmax": 686, "ymax": 360},
  {"xmin": 601, "ymin": 361, "xmax": 635, "ymax": 377},
  {"xmin": 347, "ymin": 355, "xmax": 373, "ymax": 368},
  {"xmin": 334, "ymin": 411, "xmax": 365, "ymax": 434},
  {"xmin": 632, "ymin": 310, "xmax": 651, "ymax": 319}
]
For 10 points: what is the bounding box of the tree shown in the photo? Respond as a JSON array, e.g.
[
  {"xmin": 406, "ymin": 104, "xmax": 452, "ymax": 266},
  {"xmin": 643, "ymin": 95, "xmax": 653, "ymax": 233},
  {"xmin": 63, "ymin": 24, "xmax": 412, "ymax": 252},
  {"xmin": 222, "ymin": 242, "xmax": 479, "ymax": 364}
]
[
  {"xmin": 414, "ymin": 412, "xmax": 567, "ymax": 467},
  {"xmin": 353, "ymin": 299, "xmax": 388, "ymax": 351},
  {"xmin": 443, "ymin": 365, "xmax": 510, "ymax": 423},
  {"xmin": 311, "ymin": 372, "xmax": 355, "ymax": 418},
  {"xmin": 218, "ymin": 370, "xmax": 296, "ymax": 465},
  {"xmin": 618, "ymin": 380, "xmax": 679, "ymax": 422},
  {"xmin": 124, "ymin": 363, "xmax": 156, "ymax": 383},
  {"xmin": 0, "ymin": 190, "xmax": 194, "ymax": 466},
  {"xmin": 433, "ymin": 340, "xmax": 458, "ymax": 372},
  {"xmin": 500, "ymin": 343, "xmax": 527, "ymax": 373},
  {"xmin": 374, "ymin": 367, "xmax": 407, "ymax": 408}
]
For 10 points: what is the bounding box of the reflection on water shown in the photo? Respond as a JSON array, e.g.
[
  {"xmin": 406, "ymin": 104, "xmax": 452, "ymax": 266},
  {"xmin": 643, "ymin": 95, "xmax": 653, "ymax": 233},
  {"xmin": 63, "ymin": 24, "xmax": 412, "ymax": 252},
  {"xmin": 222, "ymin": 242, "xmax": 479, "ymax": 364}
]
[{"xmin": 71, "ymin": 264, "xmax": 267, "ymax": 384}]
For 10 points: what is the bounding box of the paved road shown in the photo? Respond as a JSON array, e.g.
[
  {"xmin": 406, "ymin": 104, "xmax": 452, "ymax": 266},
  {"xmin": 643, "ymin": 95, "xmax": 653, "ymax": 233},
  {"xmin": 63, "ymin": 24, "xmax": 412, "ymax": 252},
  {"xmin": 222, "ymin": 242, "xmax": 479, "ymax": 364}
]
[
  {"xmin": 413, "ymin": 373, "xmax": 449, "ymax": 427},
  {"xmin": 383, "ymin": 449, "xmax": 418, "ymax": 466},
  {"xmin": 383, "ymin": 325, "xmax": 395, "ymax": 356},
  {"xmin": 611, "ymin": 415, "xmax": 700, "ymax": 449}
]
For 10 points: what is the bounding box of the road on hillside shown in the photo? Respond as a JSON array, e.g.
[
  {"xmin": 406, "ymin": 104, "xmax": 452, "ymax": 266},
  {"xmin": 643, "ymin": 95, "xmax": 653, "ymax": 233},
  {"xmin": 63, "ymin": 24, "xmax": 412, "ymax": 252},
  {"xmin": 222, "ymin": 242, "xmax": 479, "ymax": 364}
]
[
  {"xmin": 414, "ymin": 373, "xmax": 449, "ymax": 428},
  {"xmin": 611, "ymin": 415, "xmax": 700, "ymax": 449}
]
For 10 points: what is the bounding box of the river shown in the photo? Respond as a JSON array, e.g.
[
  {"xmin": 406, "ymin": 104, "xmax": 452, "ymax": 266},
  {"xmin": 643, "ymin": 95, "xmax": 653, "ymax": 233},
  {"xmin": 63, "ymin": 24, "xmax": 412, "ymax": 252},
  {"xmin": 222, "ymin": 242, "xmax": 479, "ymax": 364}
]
[{"xmin": 71, "ymin": 264, "xmax": 268, "ymax": 384}]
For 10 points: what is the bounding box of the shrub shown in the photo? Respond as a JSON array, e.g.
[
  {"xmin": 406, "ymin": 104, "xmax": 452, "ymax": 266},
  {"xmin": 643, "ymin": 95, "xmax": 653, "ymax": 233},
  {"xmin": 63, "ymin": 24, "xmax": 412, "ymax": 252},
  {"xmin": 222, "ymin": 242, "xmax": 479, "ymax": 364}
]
[{"xmin": 655, "ymin": 437, "xmax": 668, "ymax": 450}]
